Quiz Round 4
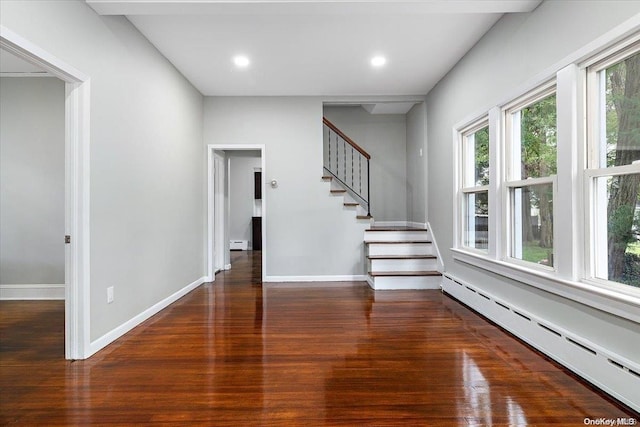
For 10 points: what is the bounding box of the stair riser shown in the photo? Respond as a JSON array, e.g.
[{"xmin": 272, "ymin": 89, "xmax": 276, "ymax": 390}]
[
  {"xmin": 367, "ymin": 275, "xmax": 442, "ymax": 290},
  {"xmin": 364, "ymin": 231, "xmax": 430, "ymax": 242},
  {"xmin": 369, "ymin": 258, "xmax": 438, "ymax": 272},
  {"xmin": 367, "ymin": 243, "xmax": 433, "ymax": 256}
]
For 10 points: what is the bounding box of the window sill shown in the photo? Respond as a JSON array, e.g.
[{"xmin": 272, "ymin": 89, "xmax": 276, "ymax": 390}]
[{"xmin": 451, "ymin": 248, "xmax": 640, "ymax": 324}]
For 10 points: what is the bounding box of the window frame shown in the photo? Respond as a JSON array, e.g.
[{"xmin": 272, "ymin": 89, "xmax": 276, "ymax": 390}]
[
  {"xmin": 583, "ymin": 41, "xmax": 640, "ymax": 293},
  {"xmin": 502, "ymin": 82, "xmax": 558, "ymax": 272},
  {"xmin": 458, "ymin": 117, "xmax": 490, "ymax": 254}
]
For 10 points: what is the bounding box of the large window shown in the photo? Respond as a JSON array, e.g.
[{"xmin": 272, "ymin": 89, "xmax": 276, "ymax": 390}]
[
  {"xmin": 453, "ymin": 34, "xmax": 640, "ymax": 316},
  {"xmin": 505, "ymin": 88, "xmax": 557, "ymax": 268},
  {"xmin": 460, "ymin": 121, "xmax": 489, "ymax": 251},
  {"xmin": 587, "ymin": 45, "xmax": 640, "ymax": 288}
]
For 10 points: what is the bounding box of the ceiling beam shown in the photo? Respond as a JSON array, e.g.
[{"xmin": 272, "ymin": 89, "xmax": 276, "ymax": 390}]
[{"xmin": 86, "ymin": 0, "xmax": 542, "ymax": 16}]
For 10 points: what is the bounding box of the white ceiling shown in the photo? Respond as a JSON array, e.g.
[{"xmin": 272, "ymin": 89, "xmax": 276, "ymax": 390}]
[{"xmin": 87, "ymin": 0, "xmax": 542, "ymax": 97}]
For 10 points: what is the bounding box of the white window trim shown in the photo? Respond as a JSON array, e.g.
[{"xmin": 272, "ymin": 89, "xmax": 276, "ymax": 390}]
[
  {"xmin": 451, "ymin": 23, "xmax": 640, "ymax": 324},
  {"xmin": 457, "ymin": 117, "xmax": 490, "ymax": 253}
]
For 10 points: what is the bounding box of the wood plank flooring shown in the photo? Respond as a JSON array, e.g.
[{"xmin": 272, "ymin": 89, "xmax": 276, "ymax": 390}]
[{"xmin": 1, "ymin": 251, "xmax": 636, "ymax": 425}]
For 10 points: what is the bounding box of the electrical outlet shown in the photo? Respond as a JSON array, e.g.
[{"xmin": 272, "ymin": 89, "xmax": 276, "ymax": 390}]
[
  {"xmin": 419, "ymin": 148, "xmax": 423, "ymax": 157},
  {"xmin": 107, "ymin": 286, "xmax": 114, "ymax": 304}
]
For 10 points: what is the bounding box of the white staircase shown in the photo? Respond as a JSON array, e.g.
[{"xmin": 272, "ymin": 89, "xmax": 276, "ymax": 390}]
[
  {"xmin": 322, "ymin": 175, "xmax": 372, "ymax": 221},
  {"xmin": 365, "ymin": 227, "xmax": 442, "ymax": 290}
]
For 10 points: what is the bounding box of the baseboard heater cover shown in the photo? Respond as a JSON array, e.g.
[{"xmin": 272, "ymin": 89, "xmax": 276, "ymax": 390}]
[
  {"xmin": 440, "ymin": 274, "xmax": 639, "ymax": 413},
  {"xmin": 230, "ymin": 240, "xmax": 248, "ymax": 250}
]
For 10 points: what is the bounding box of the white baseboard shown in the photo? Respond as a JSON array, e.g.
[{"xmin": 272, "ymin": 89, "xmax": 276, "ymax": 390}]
[
  {"xmin": 0, "ymin": 284, "xmax": 65, "ymax": 300},
  {"xmin": 89, "ymin": 276, "xmax": 206, "ymax": 357},
  {"xmin": 441, "ymin": 273, "xmax": 640, "ymax": 413},
  {"xmin": 263, "ymin": 275, "xmax": 368, "ymax": 283}
]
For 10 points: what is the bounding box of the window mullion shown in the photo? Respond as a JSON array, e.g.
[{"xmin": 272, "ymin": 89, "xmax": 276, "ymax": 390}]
[
  {"xmin": 488, "ymin": 106, "xmax": 501, "ymax": 259},
  {"xmin": 556, "ymin": 63, "xmax": 580, "ymax": 280}
]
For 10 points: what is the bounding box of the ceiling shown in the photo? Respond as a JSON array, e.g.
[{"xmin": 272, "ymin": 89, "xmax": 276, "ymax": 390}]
[{"xmin": 87, "ymin": 0, "xmax": 542, "ymax": 97}]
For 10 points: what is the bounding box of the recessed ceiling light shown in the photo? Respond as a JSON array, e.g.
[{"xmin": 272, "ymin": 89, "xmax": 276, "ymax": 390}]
[
  {"xmin": 371, "ymin": 56, "xmax": 386, "ymax": 67},
  {"xmin": 233, "ymin": 55, "xmax": 250, "ymax": 68}
]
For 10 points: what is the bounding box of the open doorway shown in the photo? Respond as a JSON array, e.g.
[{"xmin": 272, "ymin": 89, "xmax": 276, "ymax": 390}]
[
  {"xmin": 0, "ymin": 27, "xmax": 90, "ymax": 360},
  {"xmin": 207, "ymin": 145, "xmax": 266, "ymax": 283}
]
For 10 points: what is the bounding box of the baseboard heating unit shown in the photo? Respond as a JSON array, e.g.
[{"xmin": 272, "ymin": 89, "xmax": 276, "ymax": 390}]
[{"xmin": 441, "ymin": 274, "xmax": 639, "ymax": 412}]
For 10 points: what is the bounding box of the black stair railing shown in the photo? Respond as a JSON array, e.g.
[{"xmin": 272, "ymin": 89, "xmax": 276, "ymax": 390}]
[{"xmin": 323, "ymin": 117, "xmax": 371, "ymax": 217}]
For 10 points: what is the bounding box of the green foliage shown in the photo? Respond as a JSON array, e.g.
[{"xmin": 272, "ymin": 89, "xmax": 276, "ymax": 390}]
[
  {"xmin": 474, "ymin": 127, "xmax": 489, "ymax": 186},
  {"xmin": 521, "ymin": 94, "xmax": 557, "ymax": 178}
]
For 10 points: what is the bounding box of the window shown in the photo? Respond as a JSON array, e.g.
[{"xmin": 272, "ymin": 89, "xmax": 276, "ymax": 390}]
[
  {"xmin": 587, "ymin": 44, "xmax": 640, "ymax": 288},
  {"xmin": 505, "ymin": 87, "xmax": 557, "ymax": 268},
  {"xmin": 452, "ymin": 32, "xmax": 640, "ymax": 320},
  {"xmin": 460, "ymin": 120, "xmax": 489, "ymax": 251}
]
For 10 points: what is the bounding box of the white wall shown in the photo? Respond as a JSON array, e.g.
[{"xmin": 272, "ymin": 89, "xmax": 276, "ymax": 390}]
[
  {"xmin": 405, "ymin": 102, "xmax": 427, "ymax": 224},
  {"xmin": 426, "ymin": 0, "xmax": 640, "ymax": 390},
  {"xmin": 204, "ymin": 97, "xmax": 369, "ymax": 278},
  {"xmin": 1, "ymin": 1, "xmax": 205, "ymax": 342},
  {"xmin": 0, "ymin": 77, "xmax": 65, "ymax": 285},
  {"xmin": 228, "ymin": 151, "xmax": 261, "ymax": 248},
  {"xmin": 323, "ymin": 106, "xmax": 407, "ymax": 221}
]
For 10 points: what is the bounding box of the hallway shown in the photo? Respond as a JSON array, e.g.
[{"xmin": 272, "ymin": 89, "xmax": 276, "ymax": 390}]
[{"xmin": 0, "ymin": 251, "xmax": 635, "ymax": 425}]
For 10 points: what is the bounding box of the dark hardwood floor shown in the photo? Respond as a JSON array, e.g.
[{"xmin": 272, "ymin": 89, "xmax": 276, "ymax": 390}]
[{"xmin": 1, "ymin": 251, "xmax": 636, "ymax": 425}]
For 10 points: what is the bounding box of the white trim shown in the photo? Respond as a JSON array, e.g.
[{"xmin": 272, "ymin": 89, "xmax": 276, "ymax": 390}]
[
  {"xmin": 0, "ymin": 284, "xmax": 65, "ymax": 300},
  {"xmin": 1, "ymin": 25, "xmax": 91, "ymax": 361},
  {"xmin": 441, "ymin": 274, "xmax": 640, "ymax": 413},
  {"xmin": 207, "ymin": 144, "xmax": 266, "ymax": 283},
  {"xmin": 372, "ymin": 220, "xmax": 410, "ymax": 227},
  {"xmin": 89, "ymin": 276, "xmax": 206, "ymax": 356},
  {"xmin": 426, "ymin": 221, "xmax": 444, "ymax": 272},
  {"xmin": 0, "ymin": 72, "xmax": 54, "ymax": 77},
  {"xmin": 451, "ymin": 249, "xmax": 640, "ymax": 324},
  {"xmin": 263, "ymin": 275, "xmax": 368, "ymax": 283},
  {"xmin": 408, "ymin": 221, "xmax": 427, "ymax": 229}
]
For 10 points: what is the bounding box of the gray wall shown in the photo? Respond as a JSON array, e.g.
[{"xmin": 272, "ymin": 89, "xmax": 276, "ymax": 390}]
[
  {"xmin": 204, "ymin": 97, "xmax": 369, "ymax": 278},
  {"xmin": 323, "ymin": 106, "xmax": 407, "ymax": 221},
  {"xmin": 228, "ymin": 151, "xmax": 261, "ymax": 248},
  {"xmin": 1, "ymin": 1, "xmax": 205, "ymax": 341},
  {"xmin": 0, "ymin": 77, "xmax": 65, "ymax": 285},
  {"xmin": 426, "ymin": 1, "xmax": 640, "ymax": 366},
  {"xmin": 405, "ymin": 102, "xmax": 427, "ymax": 224}
]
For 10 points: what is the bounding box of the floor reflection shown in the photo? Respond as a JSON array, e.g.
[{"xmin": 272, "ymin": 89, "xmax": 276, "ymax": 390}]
[{"xmin": 1, "ymin": 250, "xmax": 634, "ymax": 425}]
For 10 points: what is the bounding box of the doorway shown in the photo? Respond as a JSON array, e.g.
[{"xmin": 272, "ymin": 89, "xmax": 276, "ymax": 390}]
[
  {"xmin": 207, "ymin": 145, "xmax": 266, "ymax": 282},
  {"xmin": 0, "ymin": 27, "xmax": 90, "ymax": 360}
]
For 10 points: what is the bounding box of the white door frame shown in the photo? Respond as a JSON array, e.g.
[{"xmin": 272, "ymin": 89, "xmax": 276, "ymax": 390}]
[
  {"xmin": 1, "ymin": 26, "xmax": 91, "ymax": 360},
  {"xmin": 207, "ymin": 144, "xmax": 266, "ymax": 282},
  {"xmin": 212, "ymin": 151, "xmax": 226, "ymax": 274}
]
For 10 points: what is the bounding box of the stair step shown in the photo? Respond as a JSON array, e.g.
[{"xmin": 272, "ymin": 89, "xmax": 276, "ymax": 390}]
[
  {"xmin": 357, "ymin": 215, "xmax": 373, "ymax": 220},
  {"xmin": 344, "ymin": 202, "xmax": 358, "ymax": 207},
  {"xmin": 330, "ymin": 189, "xmax": 346, "ymax": 194},
  {"xmin": 367, "ymin": 227, "xmax": 428, "ymax": 232},
  {"xmin": 322, "ymin": 176, "xmax": 333, "ymax": 181},
  {"xmin": 367, "ymin": 255, "xmax": 436, "ymax": 260},
  {"xmin": 369, "ymin": 271, "xmax": 442, "ymax": 277},
  {"xmin": 366, "ymin": 240, "xmax": 431, "ymax": 244}
]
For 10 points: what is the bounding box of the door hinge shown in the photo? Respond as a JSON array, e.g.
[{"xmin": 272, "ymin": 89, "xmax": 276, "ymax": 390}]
[{"xmin": 65, "ymin": 235, "xmax": 71, "ymax": 244}]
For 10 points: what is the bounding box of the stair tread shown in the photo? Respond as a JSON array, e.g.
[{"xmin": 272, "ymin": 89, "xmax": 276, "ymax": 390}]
[
  {"xmin": 366, "ymin": 240, "xmax": 432, "ymax": 244},
  {"xmin": 366, "ymin": 227, "xmax": 428, "ymax": 232},
  {"xmin": 330, "ymin": 189, "xmax": 346, "ymax": 193},
  {"xmin": 368, "ymin": 255, "xmax": 436, "ymax": 260},
  {"xmin": 369, "ymin": 271, "xmax": 442, "ymax": 277},
  {"xmin": 357, "ymin": 215, "xmax": 372, "ymax": 219},
  {"xmin": 344, "ymin": 202, "xmax": 358, "ymax": 206},
  {"xmin": 322, "ymin": 176, "xmax": 333, "ymax": 180}
]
